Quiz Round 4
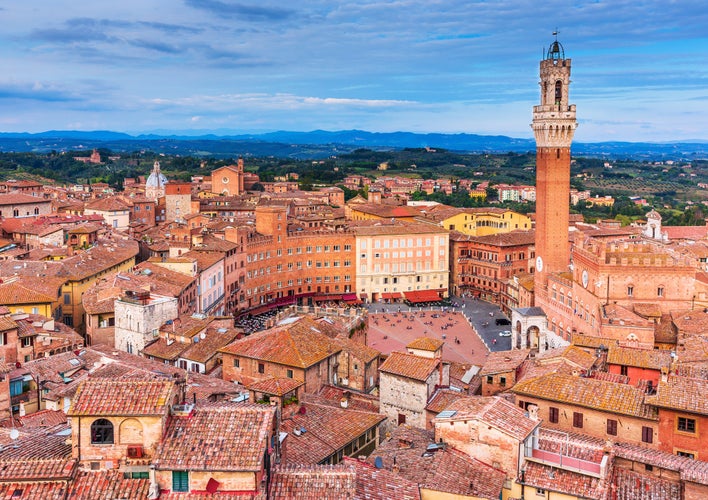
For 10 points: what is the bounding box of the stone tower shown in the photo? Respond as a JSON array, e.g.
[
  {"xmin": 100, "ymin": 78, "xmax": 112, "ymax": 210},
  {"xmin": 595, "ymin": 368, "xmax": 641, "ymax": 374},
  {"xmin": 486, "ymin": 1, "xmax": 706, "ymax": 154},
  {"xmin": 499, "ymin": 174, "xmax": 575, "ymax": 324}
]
[{"xmin": 532, "ymin": 35, "xmax": 577, "ymax": 295}]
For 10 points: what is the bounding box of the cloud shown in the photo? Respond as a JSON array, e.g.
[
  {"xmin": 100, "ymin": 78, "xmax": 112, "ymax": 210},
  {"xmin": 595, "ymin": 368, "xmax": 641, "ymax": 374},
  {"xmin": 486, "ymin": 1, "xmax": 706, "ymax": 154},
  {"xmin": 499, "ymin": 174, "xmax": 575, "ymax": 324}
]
[
  {"xmin": 184, "ymin": 0, "xmax": 295, "ymax": 21},
  {"xmin": 128, "ymin": 39, "xmax": 183, "ymax": 54},
  {"xmin": 0, "ymin": 81, "xmax": 80, "ymax": 103}
]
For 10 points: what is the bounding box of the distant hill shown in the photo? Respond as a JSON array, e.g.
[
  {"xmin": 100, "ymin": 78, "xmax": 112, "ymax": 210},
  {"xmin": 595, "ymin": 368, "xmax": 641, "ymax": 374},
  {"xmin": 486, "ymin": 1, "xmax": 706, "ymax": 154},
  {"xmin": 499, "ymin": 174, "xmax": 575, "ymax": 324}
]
[{"xmin": 1, "ymin": 129, "xmax": 707, "ymax": 160}]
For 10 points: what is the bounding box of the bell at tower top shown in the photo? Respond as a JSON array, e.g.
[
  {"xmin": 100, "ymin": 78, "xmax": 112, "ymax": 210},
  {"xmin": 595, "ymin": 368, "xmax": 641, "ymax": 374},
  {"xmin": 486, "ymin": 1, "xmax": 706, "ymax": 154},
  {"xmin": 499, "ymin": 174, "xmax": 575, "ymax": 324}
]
[{"xmin": 544, "ymin": 31, "xmax": 565, "ymax": 60}]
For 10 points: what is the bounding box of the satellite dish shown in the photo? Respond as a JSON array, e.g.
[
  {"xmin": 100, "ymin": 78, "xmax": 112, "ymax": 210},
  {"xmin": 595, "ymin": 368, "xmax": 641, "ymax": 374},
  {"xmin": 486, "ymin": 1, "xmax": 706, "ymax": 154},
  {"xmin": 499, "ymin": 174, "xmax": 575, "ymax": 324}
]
[
  {"xmin": 10, "ymin": 428, "xmax": 19, "ymax": 440},
  {"xmin": 374, "ymin": 456, "xmax": 383, "ymax": 469}
]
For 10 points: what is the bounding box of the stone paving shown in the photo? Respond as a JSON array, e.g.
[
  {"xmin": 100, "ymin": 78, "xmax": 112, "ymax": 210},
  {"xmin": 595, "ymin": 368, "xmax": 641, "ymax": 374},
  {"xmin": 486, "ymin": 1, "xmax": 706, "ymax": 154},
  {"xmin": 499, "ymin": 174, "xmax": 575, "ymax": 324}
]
[{"xmin": 366, "ymin": 309, "xmax": 489, "ymax": 366}]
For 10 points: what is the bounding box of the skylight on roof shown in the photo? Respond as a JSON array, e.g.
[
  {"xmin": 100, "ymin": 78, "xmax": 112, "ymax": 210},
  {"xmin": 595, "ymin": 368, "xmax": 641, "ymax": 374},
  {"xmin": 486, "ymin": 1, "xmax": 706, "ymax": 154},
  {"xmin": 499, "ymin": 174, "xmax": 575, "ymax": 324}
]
[
  {"xmin": 436, "ymin": 410, "xmax": 457, "ymax": 419},
  {"xmin": 68, "ymin": 358, "xmax": 80, "ymax": 366}
]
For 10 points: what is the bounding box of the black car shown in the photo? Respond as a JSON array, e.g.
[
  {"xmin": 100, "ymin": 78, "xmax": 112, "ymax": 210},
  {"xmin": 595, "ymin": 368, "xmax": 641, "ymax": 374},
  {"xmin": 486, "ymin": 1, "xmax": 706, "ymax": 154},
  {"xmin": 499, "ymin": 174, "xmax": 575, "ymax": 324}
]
[{"xmin": 495, "ymin": 318, "xmax": 511, "ymax": 326}]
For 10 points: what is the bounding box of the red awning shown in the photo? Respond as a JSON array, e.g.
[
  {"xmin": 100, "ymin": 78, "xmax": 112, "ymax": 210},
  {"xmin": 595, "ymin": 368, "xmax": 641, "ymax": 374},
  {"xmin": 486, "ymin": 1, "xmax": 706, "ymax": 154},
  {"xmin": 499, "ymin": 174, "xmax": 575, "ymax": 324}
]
[
  {"xmin": 342, "ymin": 293, "xmax": 358, "ymax": 301},
  {"xmin": 381, "ymin": 292, "xmax": 403, "ymax": 300},
  {"xmin": 404, "ymin": 290, "xmax": 442, "ymax": 303}
]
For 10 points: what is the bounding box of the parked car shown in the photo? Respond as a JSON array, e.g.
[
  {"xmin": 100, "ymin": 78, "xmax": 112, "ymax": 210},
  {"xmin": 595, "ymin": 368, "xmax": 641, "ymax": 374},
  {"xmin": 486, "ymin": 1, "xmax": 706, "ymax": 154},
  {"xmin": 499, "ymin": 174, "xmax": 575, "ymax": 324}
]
[
  {"xmin": 495, "ymin": 318, "xmax": 511, "ymax": 326},
  {"xmin": 499, "ymin": 330, "xmax": 512, "ymax": 337}
]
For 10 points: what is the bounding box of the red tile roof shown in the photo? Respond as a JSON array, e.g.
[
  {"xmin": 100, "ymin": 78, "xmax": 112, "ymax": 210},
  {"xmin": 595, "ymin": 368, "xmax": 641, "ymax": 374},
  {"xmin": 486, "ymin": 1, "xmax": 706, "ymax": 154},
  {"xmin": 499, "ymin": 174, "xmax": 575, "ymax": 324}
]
[
  {"xmin": 281, "ymin": 401, "xmax": 385, "ymax": 465},
  {"xmin": 154, "ymin": 403, "xmax": 275, "ymax": 472},
  {"xmin": 379, "ymin": 351, "xmax": 440, "ymax": 382},
  {"xmin": 645, "ymin": 374, "xmax": 708, "ymax": 416},
  {"xmin": 68, "ymin": 379, "xmax": 175, "ymax": 416},
  {"xmin": 67, "ymin": 469, "xmax": 151, "ymax": 500},
  {"xmin": 221, "ymin": 316, "xmax": 341, "ymax": 369},
  {"xmin": 0, "ymin": 432, "xmax": 75, "ymax": 482},
  {"xmin": 368, "ymin": 425, "xmax": 505, "ymax": 499},
  {"xmin": 512, "ymin": 372, "xmax": 658, "ymax": 420},
  {"xmin": 436, "ymin": 396, "xmax": 539, "ymax": 441}
]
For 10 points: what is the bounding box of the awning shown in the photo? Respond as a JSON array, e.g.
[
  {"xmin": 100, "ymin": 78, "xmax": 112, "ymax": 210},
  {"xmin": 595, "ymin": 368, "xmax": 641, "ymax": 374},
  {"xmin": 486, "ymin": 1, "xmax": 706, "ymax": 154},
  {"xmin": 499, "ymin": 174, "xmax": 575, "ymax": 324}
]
[
  {"xmin": 381, "ymin": 292, "xmax": 402, "ymax": 300},
  {"xmin": 313, "ymin": 294, "xmax": 343, "ymax": 302},
  {"xmin": 404, "ymin": 290, "xmax": 442, "ymax": 303},
  {"xmin": 273, "ymin": 295, "xmax": 296, "ymax": 306},
  {"xmin": 247, "ymin": 303, "xmax": 277, "ymax": 316},
  {"xmin": 342, "ymin": 293, "xmax": 358, "ymax": 301},
  {"xmin": 359, "ymin": 293, "xmax": 368, "ymax": 299}
]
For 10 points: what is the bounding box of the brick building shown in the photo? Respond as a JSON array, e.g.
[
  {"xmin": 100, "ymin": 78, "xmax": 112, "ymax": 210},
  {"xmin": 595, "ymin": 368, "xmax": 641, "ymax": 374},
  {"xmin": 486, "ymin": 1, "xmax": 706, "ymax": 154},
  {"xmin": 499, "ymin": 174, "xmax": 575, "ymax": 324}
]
[{"xmin": 450, "ymin": 230, "xmax": 534, "ymax": 311}]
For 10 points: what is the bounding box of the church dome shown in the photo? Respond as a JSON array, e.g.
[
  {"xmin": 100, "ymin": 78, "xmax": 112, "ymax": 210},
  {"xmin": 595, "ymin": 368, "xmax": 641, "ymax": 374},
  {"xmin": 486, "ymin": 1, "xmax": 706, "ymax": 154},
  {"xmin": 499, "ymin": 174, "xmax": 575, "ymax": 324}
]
[
  {"xmin": 146, "ymin": 170, "xmax": 167, "ymax": 188},
  {"xmin": 146, "ymin": 161, "xmax": 167, "ymax": 188}
]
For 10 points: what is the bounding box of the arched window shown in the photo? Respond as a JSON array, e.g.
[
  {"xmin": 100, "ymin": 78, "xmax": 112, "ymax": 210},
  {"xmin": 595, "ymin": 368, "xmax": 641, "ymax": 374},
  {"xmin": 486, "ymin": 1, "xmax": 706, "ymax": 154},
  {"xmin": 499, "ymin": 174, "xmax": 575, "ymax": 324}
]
[
  {"xmin": 91, "ymin": 418, "xmax": 114, "ymax": 444},
  {"xmin": 555, "ymin": 81, "xmax": 562, "ymax": 104}
]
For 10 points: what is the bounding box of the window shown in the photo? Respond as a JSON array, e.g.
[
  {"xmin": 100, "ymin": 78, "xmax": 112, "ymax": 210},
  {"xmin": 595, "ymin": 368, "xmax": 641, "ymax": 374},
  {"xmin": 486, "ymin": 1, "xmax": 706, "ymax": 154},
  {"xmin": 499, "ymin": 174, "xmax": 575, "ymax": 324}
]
[
  {"xmin": 172, "ymin": 471, "xmax": 189, "ymax": 492},
  {"xmin": 677, "ymin": 451, "xmax": 695, "ymax": 459},
  {"xmin": 233, "ymin": 359, "xmax": 240, "ymax": 368},
  {"xmin": 607, "ymin": 419, "xmax": 618, "ymax": 436},
  {"xmin": 258, "ymin": 363, "xmax": 265, "ymax": 374},
  {"xmin": 287, "ymin": 369, "xmax": 293, "ymax": 379},
  {"xmin": 549, "ymin": 407, "xmax": 559, "ymax": 424},
  {"xmin": 572, "ymin": 412, "xmax": 583, "ymax": 428},
  {"xmin": 677, "ymin": 417, "xmax": 696, "ymax": 433},
  {"xmin": 90, "ymin": 419, "xmax": 114, "ymax": 444},
  {"xmin": 486, "ymin": 375, "xmax": 493, "ymax": 384},
  {"xmin": 641, "ymin": 426, "xmax": 653, "ymax": 444},
  {"xmin": 64, "ymin": 293, "xmax": 71, "ymax": 305},
  {"xmin": 627, "ymin": 286, "xmax": 634, "ymax": 297},
  {"xmin": 657, "ymin": 287, "xmax": 664, "ymax": 297},
  {"xmin": 499, "ymin": 376, "xmax": 506, "ymax": 386}
]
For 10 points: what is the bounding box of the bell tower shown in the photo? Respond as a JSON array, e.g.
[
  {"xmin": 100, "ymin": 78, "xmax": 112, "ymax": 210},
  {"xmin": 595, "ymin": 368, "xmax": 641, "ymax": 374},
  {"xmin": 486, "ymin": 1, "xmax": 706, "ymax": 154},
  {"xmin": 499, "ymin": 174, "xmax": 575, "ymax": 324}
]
[{"xmin": 532, "ymin": 34, "xmax": 577, "ymax": 295}]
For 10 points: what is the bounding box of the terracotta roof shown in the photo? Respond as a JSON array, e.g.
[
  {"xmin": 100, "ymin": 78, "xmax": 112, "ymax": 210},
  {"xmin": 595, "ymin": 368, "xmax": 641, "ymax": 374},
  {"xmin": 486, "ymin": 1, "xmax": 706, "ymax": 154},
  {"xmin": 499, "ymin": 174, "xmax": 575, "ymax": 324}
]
[
  {"xmin": 154, "ymin": 403, "xmax": 275, "ymax": 472},
  {"xmin": 425, "ymin": 388, "xmax": 466, "ymax": 414},
  {"xmin": 521, "ymin": 461, "xmax": 607, "ymax": 499},
  {"xmin": 0, "ymin": 193, "xmax": 51, "ymax": 206},
  {"xmin": 68, "ymin": 379, "xmax": 175, "ymax": 416},
  {"xmin": 607, "ymin": 345, "xmax": 672, "ymax": 370},
  {"xmin": 248, "ymin": 377, "xmax": 304, "ymax": 396},
  {"xmin": 0, "ymin": 432, "xmax": 75, "ymax": 482},
  {"xmin": 313, "ymin": 386, "xmax": 380, "ymax": 413},
  {"xmin": 281, "ymin": 402, "xmax": 385, "ymax": 465},
  {"xmin": 0, "ymin": 279, "xmax": 57, "ymax": 306},
  {"xmin": 512, "ymin": 372, "xmax": 658, "ymax": 420},
  {"xmin": 179, "ymin": 326, "xmax": 240, "ymax": 364},
  {"xmin": 438, "ymin": 396, "xmax": 539, "ymax": 441},
  {"xmin": 479, "ymin": 349, "xmax": 530, "ymax": 376},
  {"xmin": 645, "ymin": 375, "xmax": 708, "ymax": 416},
  {"xmin": 0, "ymin": 482, "xmax": 67, "ymax": 500},
  {"xmin": 221, "ymin": 316, "xmax": 341, "ymax": 369},
  {"xmin": 269, "ymin": 464, "xmax": 356, "ymax": 498},
  {"xmin": 613, "ymin": 441, "xmax": 708, "ymax": 485},
  {"xmin": 349, "ymin": 220, "xmax": 446, "ymax": 236},
  {"xmin": 67, "ymin": 469, "xmax": 151, "ymax": 500},
  {"xmin": 84, "ymin": 345, "xmax": 246, "ymax": 403},
  {"xmin": 180, "ymin": 250, "xmax": 223, "ymax": 271},
  {"xmin": 84, "ymin": 196, "xmax": 130, "ymax": 212},
  {"xmin": 269, "ymin": 460, "xmax": 421, "ymax": 500},
  {"xmin": 612, "ymin": 466, "xmax": 680, "ymax": 499},
  {"xmin": 379, "ymin": 351, "xmax": 440, "ymax": 382},
  {"xmin": 368, "ymin": 425, "xmax": 505, "ymax": 499},
  {"xmin": 142, "ymin": 337, "xmax": 188, "ymax": 361},
  {"xmin": 406, "ymin": 337, "xmax": 444, "ymax": 352},
  {"xmin": 337, "ymin": 337, "xmax": 380, "ymax": 363},
  {"xmin": 18, "ymin": 409, "xmax": 67, "ymax": 429}
]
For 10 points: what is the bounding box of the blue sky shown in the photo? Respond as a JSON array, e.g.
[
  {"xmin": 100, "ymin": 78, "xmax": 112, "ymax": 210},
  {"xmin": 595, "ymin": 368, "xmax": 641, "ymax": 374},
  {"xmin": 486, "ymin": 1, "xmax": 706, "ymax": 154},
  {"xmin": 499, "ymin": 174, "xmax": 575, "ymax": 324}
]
[{"xmin": 1, "ymin": 0, "xmax": 707, "ymax": 142}]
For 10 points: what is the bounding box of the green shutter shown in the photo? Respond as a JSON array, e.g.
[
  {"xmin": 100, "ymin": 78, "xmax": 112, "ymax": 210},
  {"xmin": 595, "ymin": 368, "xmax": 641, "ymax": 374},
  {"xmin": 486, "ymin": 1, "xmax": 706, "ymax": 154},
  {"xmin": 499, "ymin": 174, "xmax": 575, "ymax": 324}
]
[{"xmin": 172, "ymin": 471, "xmax": 189, "ymax": 492}]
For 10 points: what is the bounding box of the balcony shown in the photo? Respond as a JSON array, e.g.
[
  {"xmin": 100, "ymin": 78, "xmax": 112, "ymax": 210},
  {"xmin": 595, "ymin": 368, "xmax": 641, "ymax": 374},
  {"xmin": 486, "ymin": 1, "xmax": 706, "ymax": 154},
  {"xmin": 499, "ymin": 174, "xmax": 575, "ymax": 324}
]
[{"xmin": 523, "ymin": 429, "xmax": 609, "ymax": 479}]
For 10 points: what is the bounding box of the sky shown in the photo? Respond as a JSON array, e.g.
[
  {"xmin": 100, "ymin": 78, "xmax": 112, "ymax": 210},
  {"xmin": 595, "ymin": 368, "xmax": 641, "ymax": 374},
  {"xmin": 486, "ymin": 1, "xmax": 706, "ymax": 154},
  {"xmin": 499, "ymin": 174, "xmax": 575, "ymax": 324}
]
[{"xmin": 1, "ymin": 1, "xmax": 707, "ymax": 142}]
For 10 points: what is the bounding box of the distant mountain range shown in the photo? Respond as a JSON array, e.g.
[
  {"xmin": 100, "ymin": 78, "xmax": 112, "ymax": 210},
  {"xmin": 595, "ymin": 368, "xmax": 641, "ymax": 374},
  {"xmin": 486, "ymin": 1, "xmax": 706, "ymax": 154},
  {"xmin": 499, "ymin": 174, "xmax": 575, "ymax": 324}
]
[{"xmin": 1, "ymin": 129, "xmax": 707, "ymax": 160}]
